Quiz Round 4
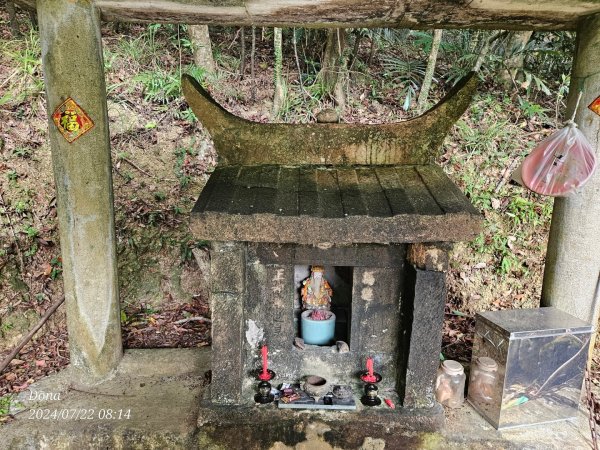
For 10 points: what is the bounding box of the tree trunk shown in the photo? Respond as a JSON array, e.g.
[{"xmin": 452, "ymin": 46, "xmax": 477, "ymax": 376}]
[
  {"xmin": 500, "ymin": 30, "xmax": 533, "ymax": 86},
  {"xmin": 240, "ymin": 27, "xmax": 246, "ymax": 78},
  {"xmin": 367, "ymin": 37, "xmax": 376, "ymax": 66},
  {"xmin": 188, "ymin": 25, "xmax": 216, "ymax": 74},
  {"xmin": 250, "ymin": 26, "xmax": 256, "ymax": 101},
  {"xmin": 317, "ymin": 29, "xmax": 348, "ymax": 108},
  {"xmin": 347, "ymin": 31, "xmax": 362, "ymax": 72},
  {"xmin": 7, "ymin": 2, "xmax": 21, "ymax": 38},
  {"xmin": 271, "ymin": 27, "xmax": 285, "ymax": 119},
  {"xmin": 416, "ymin": 29, "xmax": 442, "ymax": 114}
]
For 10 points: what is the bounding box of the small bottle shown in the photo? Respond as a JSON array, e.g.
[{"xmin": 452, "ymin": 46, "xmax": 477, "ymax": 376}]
[
  {"xmin": 469, "ymin": 356, "xmax": 498, "ymax": 403},
  {"xmin": 435, "ymin": 360, "xmax": 466, "ymax": 408}
]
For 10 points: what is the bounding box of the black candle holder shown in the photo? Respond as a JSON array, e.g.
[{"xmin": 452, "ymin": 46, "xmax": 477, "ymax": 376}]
[
  {"xmin": 255, "ymin": 380, "xmax": 274, "ymax": 404},
  {"xmin": 360, "ymin": 371, "xmax": 382, "ymax": 407},
  {"xmin": 361, "ymin": 383, "xmax": 382, "ymax": 406},
  {"xmin": 254, "ymin": 369, "xmax": 276, "ymax": 404}
]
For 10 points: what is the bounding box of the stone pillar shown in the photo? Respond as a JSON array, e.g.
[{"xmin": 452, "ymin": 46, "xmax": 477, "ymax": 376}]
[
  {"xmin": 542, "ymin": 13, "xmax": 600, "ymax": 328},
  {"xmin": 38, "ymin": 0, "xmax": 122, "ymax": 382},
  {"xmin": 402, "ymin": 243, "xmax": 449, "ymax": 408},
  {"xmin": 209, "ymin": 242, "xmax": 246, "ymax": 404}
]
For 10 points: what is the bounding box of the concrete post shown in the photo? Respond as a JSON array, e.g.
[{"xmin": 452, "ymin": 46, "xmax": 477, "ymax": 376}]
[
  {"xmin": 542, "ymin": 13, "xmax": 600, "ymax": 328},
  {"xmin": 38, "ymin": 0, "xmax": 122, "ymax": 382}
]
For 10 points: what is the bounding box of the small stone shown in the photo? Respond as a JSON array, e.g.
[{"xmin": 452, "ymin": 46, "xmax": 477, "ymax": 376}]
[
  {"xmin": 294, "ymin": 337, "xmax": 305, "ymax": 350},
  {"xmin": 316, "ymin": 109, "xmax": 340, "ymax": 123},
  {"xmin": 336, "ymin": 341, "xmax": 349, "ymax": 353}
]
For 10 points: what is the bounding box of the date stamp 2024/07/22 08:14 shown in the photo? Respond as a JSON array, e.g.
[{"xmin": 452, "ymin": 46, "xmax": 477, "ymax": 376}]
[{"xmin": 25, "ymin": 390, "xmax": 131, "ymax": 421}]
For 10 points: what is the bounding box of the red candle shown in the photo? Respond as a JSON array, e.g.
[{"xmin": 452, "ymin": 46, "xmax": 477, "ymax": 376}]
[
  {"xmin": 261, "ymin": 345, "xmax": 268, "ymax": 377},
  {"xmin": 361, "ymin": 357, "xmax": 376, "ymax": 383},
  {"xmin": 367, "ymin": 357, "xmax": 374, "ymax": 377}
]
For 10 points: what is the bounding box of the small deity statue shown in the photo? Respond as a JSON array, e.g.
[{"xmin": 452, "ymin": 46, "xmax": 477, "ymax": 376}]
[{"xmin": 301, "ymin": 266, "xmax": 333, "ymax": 310}]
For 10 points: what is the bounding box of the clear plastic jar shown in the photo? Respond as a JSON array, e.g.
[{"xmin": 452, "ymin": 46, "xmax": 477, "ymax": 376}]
[
  {"xmin": 435, "ymin": 360, "xmax": 466, "ymax": 408},
  {"xmin": 468, "ymin": 356, "xmax": 498, "ymax": 403}
]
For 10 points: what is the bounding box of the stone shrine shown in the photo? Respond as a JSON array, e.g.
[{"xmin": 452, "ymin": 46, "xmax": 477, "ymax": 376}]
[{"xmin": 185, "ymin": 73, "xmax": 483, "ymax": 425}]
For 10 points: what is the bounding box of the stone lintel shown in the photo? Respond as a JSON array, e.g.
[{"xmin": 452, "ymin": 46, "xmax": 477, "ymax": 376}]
[{"xmin": 249, "ymin": 242, "xmax": 406, "ymax": 267}]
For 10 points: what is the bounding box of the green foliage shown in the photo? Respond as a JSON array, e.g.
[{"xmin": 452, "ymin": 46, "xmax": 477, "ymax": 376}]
[
  {"xmin": 24, "ymin": 243, "xmax": 38, "ymax": 257},
  {"xmin": 0, "ymin": 395, "xmax": 14, "ymax": 416},
  {"xmin": 180, "ymin": 239, "xmax": 209, "ymax": 263},
  {"xmin": 523, "ymin": 32, "xmax": 574, "ymax": 83},
  {"xmin": 13, "ymin": 200, "xmax": 28, "ymax": 214},
  {"xmin": 174, "ymin": 146, "xmax": 199, "ymax": 188},
  {"xmin": 454, "ymin": 116, "xmax": 512, "ymax": 157},
  {"xmin": 135, "ymin": 64, "xmax": 206, "ymax": 105},
  {"xmin": 7, "ymin": 170, "xmax": 18, "ymax": 182},
  {"xmin": 380, "ymin": 56, "xmax": 427, "ymax": 110},
  {"xmin": 0, "ymin": 27, "xmax": 43, "ymax": 107},
  {"xmin": 12, "ymin": 147, "xmax": 33, "ymax": 158},
  {"xmin": 506, "ymin": 196, "xmax": 552, "ymax": 227},
  {"xmin": 135, "ymin": 68, "xmax": 182, "ymax": 104},
  {"xmin": 517, "ymin": 98, "xmax": 549, "ymax": 122},
  {"xmin": 117, "ymin": 35, "xmax": 150, "ymax": 65},
  {"xmin": 24, "ymin": 226, "xmax": 39, "ymax": 238},
  {"xmin": 50, "ymin": 257, "xmax": 63, "ymax": 280}
]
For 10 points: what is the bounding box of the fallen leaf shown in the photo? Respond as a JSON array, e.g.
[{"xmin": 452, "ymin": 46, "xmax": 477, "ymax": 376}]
[
  {"xmin": 10, "ymin": 359, "xmax": 25, "ymax": 366},
  {"xmin": 37, "ymin": 238, "xmax": 52, "ymax": 247},
  {"xmin": 42, "ymin": 263, "xmax": 52, "ymax": 277},
  {"xmin": 4, "ymin": 372, "xmax": 17, "ymax": 381},
  {"xmin": 35, "ymin": 360, "xmax": 46, "ymax": 367}
]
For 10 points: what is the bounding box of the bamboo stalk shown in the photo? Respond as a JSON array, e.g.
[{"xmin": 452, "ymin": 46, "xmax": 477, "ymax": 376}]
[{"xmin": 0, "ymin": 297, "xmax": 65, "ymax": 375}]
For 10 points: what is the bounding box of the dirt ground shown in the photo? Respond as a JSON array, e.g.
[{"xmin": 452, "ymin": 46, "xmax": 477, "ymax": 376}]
[{"xmin": 0, "ymin": 4, "xmax": 598, "ymax": 433}]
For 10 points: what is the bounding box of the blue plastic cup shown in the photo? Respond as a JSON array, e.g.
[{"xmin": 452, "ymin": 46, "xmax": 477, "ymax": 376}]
[{"xmin": 301, "ymin": 310, "xmax": 336, "ymax": 345}]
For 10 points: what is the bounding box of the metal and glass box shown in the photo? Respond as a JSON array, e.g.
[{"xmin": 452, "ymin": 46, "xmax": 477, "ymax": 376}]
[{"xmin": 468, "ymin": 307, "xmax": 592, "ymax": 429}]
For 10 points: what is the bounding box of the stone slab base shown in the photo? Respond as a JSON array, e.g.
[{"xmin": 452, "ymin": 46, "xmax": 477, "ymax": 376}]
[
  {"xmin": 1, "ymin": 349, "xmax": 593, "ymax": 450},
  {"xmin": 197, "ymin": 397, "xmax": 445, "ymax": 449},
  {"xmin": 1, "ymin": 348, "xmax": 209, "ymax": 450}
]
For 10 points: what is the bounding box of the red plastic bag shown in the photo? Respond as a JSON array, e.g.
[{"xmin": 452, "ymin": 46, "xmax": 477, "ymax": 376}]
[{"xmin": 521, "ymin": 123, "xmax": 596, "ymax": 196}]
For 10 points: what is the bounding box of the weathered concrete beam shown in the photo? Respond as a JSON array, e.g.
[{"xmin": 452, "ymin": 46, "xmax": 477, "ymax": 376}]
[
  {"xmin": 14, "ymin": 0, "xmax": 600, "ymax": 30},
  {"xmin": 95, "ymin": 0, "xmax": 599, "ymax": 30},
  {"xmin": 38, "ymin": 0, "xmax": 122, "ymax": 382},
  {"xmin": 542, "ymin": 13, "xmax": 600, "ymax": 329}
]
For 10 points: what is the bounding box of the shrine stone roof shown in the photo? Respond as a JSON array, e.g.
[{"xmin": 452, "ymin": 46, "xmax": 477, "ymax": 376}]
[{"xmin": 191, "ymin": 164, "xmax": 483, "ymax": 245}]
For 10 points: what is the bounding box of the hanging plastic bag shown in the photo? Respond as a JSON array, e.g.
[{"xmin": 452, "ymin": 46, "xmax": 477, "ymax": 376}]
[{"xmin": 521, "ymin": 122, "xmax": 596, "ymax": 196}]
